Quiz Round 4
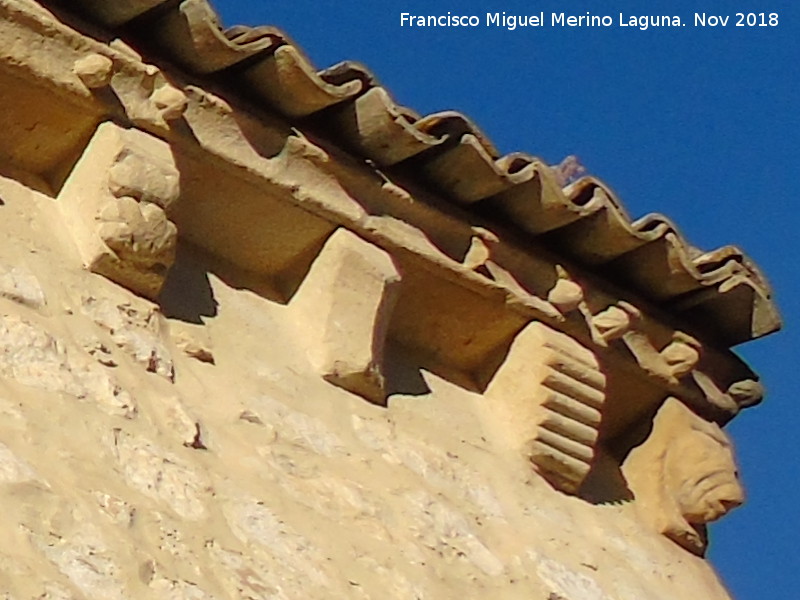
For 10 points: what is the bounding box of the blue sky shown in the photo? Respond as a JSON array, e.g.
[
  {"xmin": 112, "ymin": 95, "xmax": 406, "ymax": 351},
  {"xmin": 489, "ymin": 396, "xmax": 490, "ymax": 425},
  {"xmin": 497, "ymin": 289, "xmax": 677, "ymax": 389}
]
[{"xmin": 212, "ymin": 1, "xmax": 798, "ymax": 597}]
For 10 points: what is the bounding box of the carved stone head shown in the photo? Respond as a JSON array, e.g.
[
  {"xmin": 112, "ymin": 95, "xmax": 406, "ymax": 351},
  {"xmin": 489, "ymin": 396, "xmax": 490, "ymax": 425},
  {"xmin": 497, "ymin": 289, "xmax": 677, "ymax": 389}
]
[{"xmin": 622, "ymin": 397, "xmax": 744, "ymax": 555}]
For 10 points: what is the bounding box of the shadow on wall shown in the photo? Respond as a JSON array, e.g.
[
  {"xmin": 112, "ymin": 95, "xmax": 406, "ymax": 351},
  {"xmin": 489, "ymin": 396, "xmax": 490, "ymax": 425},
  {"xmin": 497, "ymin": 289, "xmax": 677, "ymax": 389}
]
[{"xmin": 158, "ymin": 241, "xmax": 218, "ymax": 324}]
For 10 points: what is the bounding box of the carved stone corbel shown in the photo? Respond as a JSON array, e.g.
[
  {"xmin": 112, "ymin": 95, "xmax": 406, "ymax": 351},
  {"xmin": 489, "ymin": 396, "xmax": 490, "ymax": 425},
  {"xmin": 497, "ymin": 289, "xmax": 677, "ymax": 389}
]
[
  {"xmin": 289, "ymin": 228, "xmax": 401, "ymax": 404},
  {"xmin": 620, "ymin": 324, "xmax": 701, "ymax": 385},
  {"xmin": 660, "ymin": 332, "xmax": 702, "ymax": 379},
  {"xmin": 591, "ymin": 301, "xmax": 640, "ymax": 343},
  {"xmin": 547, "ymin": 265, "xmax": 606, "ymax": 346},
  {"xmin": 462, "ymin": 226, "xmax": 499, "ymax": 274},
  {"xmin": 622, "ymin": 397, "xmax": 744, "ymax": 555},
  {"xmin": 727, "ymin": 379, "xmax": 764, "ymax": 410},
  {"xmin": 109, "ymin": 65, "xmax": 188, "ymax": 130},
  {"xmin": 73, "ymin": 53, "xmax": 114, "ymax": 89},
  {"xmin": 58, "ymin": 122, "xmax": 180, "ymax": 300},
  {"xmin": 691, "ymin": 372, "xmax": 765, "ymax": 422},
  {"xmin": 484, "ymin": 321, "xmax": 606, "ymax": 493}
]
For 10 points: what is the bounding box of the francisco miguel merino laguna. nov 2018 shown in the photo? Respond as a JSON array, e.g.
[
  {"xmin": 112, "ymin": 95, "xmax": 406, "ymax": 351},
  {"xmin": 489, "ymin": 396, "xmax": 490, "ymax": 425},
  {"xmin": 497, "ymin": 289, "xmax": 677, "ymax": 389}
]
[{"xmin": 399, "ymin": 12, "xmax": 684, "ymax": 31}]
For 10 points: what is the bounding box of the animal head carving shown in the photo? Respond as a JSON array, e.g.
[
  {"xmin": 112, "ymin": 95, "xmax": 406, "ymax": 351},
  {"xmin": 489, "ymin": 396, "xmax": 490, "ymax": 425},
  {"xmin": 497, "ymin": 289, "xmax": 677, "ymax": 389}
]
[{"xmin": 623, "ymin": 398, "xmax": 743, "ymax": 555}]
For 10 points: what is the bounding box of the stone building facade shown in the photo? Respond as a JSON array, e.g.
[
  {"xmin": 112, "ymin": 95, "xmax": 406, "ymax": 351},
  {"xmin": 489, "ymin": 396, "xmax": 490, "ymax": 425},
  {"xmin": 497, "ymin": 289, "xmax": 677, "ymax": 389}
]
[{"xmin": 0, "ymin": 1, "xmax": 780, "ymax": 598}]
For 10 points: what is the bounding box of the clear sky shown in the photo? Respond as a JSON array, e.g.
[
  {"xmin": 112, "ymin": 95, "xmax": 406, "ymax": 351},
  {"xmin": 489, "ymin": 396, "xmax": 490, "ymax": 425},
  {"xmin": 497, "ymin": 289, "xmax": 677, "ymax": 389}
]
[{"xmin": 211, "ymin": 1, "xmax": 798, "ymax": 597}]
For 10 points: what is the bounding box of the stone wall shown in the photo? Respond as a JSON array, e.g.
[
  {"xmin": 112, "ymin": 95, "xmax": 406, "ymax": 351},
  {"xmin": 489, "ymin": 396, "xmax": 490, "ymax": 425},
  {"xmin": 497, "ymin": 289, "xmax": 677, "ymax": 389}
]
[{"xmin": 0, "ymin": 173, "xmax": 734, "ymax": 599}]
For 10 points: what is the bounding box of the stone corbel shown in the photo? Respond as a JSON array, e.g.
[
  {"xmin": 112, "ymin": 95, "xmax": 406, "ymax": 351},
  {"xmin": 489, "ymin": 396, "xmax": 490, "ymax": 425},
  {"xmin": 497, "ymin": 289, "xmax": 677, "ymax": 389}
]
[
  {"xmin": 72, "ymin": 51, "xmax": 188, "ymax": 131},
  {"xmin": 462, "ymin": 226, "xmax": 499, "ymax": 275},
  {"xmin": 484, "ymin": 321, "xmax": 607, "ymax": 493},
  {"xmin": 591, "ymin": 300, "xmax": 641, "ymax": 343},
  {"xmin": 547, "ymin": 266, "xmax": 607, "ymax": 346},
  {"xmin": 622, "ymin": 397, "xmax": 744, "ymax": 555},
  {"xmin": 289, "ymin": 228, "xmax": 402, "ymax": 404},
  {"xmin": 110, "ymin": 65, "xmax": 188, "ymax": 131},
  {"xmin": 691, "ymin": 371, "xmax": 764, "ymax": 423},
  {"xmin": 603, "ymin": 305, "xmax": 702, "ymax": 385},
  {"xmin": 58, "ymin": 122, "xmax": 180, "ymax": 300},
  {"xmin": 727, "ymin": 379, "xmax": 764, "ymax": 410},
  {"xmin": 73, "ymin": 53, "xmax": 114, "ymax": 89}
]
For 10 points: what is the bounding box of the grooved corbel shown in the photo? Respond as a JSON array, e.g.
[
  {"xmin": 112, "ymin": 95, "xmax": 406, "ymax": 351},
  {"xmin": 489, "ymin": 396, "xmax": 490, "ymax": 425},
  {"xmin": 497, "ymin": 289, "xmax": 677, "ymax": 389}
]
[
  {"xmin": 289, "ymin": 228, "xmax": 401, "ymax": 404},
  {"xmin": 484, "ymin": 321, "xmax": 607, "ymax": 493}
]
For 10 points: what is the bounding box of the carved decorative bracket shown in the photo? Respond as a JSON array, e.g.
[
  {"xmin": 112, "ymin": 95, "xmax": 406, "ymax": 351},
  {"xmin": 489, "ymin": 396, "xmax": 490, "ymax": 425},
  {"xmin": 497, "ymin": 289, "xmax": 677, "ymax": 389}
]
[
  {"xmin": 58, "ymin": 122, "xmax": 180, "ymax": 300},
  {"xmin": 484, "ymin": 321, "xmax": 606, "ymax": 493},
  {"xmin": 622, "ymin": 398, "xmax": 744, "ymax": 555}
]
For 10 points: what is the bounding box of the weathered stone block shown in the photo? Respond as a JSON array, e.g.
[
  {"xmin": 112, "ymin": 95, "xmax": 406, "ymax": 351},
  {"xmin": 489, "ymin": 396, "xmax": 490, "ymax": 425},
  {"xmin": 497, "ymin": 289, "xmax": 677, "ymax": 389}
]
[
  {"xmin": 0, "ymin": 313, "xmax": 136, "ymax": 418},
  {"xmin": 0, "ymin": 265, "xmax": 46, "ymax": 309},
  {"xmin": 81, "ymin": 295, "xmax": 175, "ymax": 381},
  {"xmin": 289, "ymin": 228, "xmax": 401, "ymax": 404},
  {"xmin": 58, "ymin": 122, "xmax": 179, "ymax": 300}
]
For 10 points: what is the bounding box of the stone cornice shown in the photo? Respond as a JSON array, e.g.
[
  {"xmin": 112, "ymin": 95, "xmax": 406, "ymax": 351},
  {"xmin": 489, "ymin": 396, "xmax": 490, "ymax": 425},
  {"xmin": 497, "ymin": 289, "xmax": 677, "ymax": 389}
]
[{"xmin": 0, "ymin": 0, "xmax": 768, "ymax": 435}]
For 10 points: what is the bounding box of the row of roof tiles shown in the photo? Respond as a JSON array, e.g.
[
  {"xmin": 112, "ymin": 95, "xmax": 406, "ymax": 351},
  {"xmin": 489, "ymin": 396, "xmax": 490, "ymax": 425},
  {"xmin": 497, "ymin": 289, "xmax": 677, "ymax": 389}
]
[{"xmin": 45, "ymin": 0, "xmax": 780, "ymax": 347}]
